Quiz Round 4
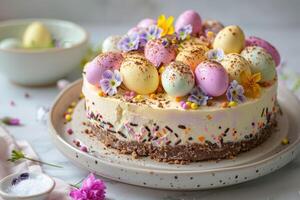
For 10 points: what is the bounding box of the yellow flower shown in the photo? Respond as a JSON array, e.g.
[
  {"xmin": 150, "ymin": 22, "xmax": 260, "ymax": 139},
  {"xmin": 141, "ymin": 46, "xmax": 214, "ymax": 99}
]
[
  {"xmin": 240, "ymin": 71, "xmax": 262, "ymax": 98},
  {"xmin": 157, "ymin": 15, "xmax": 175, "ymax": 36}
]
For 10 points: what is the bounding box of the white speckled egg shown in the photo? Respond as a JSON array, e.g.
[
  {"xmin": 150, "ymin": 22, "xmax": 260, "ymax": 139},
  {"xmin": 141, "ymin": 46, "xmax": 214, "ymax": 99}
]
[
  {"xmin": 102, "ymin": 35, "xmax": 122, "ymax": 53},
  {"xmin": 0, "ymin": 38, "xmax": 22, "ymax": 49},
  {"xmin": 213, "ymin": 25, "xmax": 245, "ymax": 54},
  {"xmin": 241, "ymin": 46, "xmax": 276, "ymax": 84},
  {"xmin": 23, "ymin": 22, "xmax": 53, "ymax": 48},
  {"xmin": 161, "ymin": 61, "xmax": 195, "ymax": 97},
  {"xmin": 221, "ymin": 53, "xmax": 252, "ymax": 83}
]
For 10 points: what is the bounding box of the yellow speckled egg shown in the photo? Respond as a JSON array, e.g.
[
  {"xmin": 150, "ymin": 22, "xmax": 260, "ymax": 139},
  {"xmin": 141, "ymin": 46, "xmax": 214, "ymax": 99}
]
[
  {"xmin": 221, "ymin": 53, "xmax": 251, "ymax": 83},
  {"xmin": 176, "ymin": 45, "xmax": 209, "ymax": 71},
  {"xmin": 213, "ymin": 25, "xmax": 245, "ymax": 54},
  {"xmin": 120, "ymin": 55, "xmax": 159, "ymax": 94},
  {"xmin": 23, "ymin": 22, "xmax": 53, "ymax": 48}
]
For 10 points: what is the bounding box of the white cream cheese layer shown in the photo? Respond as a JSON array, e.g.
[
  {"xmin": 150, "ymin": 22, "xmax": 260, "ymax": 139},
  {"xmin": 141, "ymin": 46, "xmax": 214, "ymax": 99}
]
[{"xmin": 82, "ymin": 77, "xmax": 278, "ymax": 146}]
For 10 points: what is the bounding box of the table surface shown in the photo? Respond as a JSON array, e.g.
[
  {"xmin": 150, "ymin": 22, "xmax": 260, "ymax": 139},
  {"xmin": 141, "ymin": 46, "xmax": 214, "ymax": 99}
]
[{"xmin": 1, "ymin": 25, "xmax": 300, "ymax": 200}]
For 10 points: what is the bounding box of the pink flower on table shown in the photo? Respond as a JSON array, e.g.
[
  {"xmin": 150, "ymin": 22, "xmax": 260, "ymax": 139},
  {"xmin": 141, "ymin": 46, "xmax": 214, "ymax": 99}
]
[{"xmin": 70, "ymin": 173, "xmax": 106, "ymax": 200}]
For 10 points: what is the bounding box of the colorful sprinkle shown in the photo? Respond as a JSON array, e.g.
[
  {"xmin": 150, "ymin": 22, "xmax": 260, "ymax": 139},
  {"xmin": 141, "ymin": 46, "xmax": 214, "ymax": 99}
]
[
  {"xmin": 65, "ymin": 114, "xmax": 72, "ymax": 122},
  {"xmin": 281, "ymin": 138, "xmax": 289, "ymax": 145},
  {"xmin": 67, "ymin": 128, "xmax": 73, "ymax": 135},
  {"xmin": 228, "ymin": 101, "xmax": 237, "ymax": 107},
  {"xmin": 175, "ymin": 97, "xmax": 182, "ymax": 102},
  {"xmin": 149, "ymin": 93, "xmax": 156, "ymax": 99},
  {"xmin": 191, "ymin": 103, "xmax": 198, "ymax": 110},
  {"xmin": 198, "ymin": 135, "xmax": 205, "ymax": 143},
  {"xmin": 159, "ymin": 66, "xmax": 165, "ymax": 74}
]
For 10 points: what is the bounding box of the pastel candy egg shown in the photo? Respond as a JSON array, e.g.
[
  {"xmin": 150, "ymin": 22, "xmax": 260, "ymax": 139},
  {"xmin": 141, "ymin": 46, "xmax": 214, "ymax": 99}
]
[
  {"xmin": 161, "ymin": 61, "xmax": 195, "ymax": 97},
  {"xmin": 137, "ymin": 18, "xmax": 156, "ymax": 28},
  {"xmin": 245, "ymin": 36, "xmax": 280, "ymax": 66},
  {"xmin": 120, "ymin": 55, "xmax": 159, "ymax": 94},
  {"xmin": 175, "ymin": 10, "xmax": 202, "ymax": 35},
  {"xmin": 0, "ymin": 38, "xmax": 22, "ymax": 49},
  {"xmin": 85, "ymin": 52, "xmax": 124, "ymax": 85},
  {"xmin": 202, "ymin": 20, "xmax": 224, "ymax": 35},
  {"xmin": 241, "ymin": 46, "xmax": 276, "ymax": 83},
  {"xmin": 102, "ymin": 35, "xmax": 122, "ymax": 53},
  {"xmin": 213, "ymin": 25, "xmax": 245, "ymax": 54},
  {"xmin": 179, "ymin": 36, "xmax": 207, "ymax": 50},
  {"xmin": 176, "ymin": 45, "xmax": 208, "ymax": 71},
  {"xmin": 127, "ymin": 27, "xmax": 145, "ymax": 35},
  {"xmin": 23, "ymin": 22, "xmax": 53, "ymax": 48},
  {"xmin": 144, "ymin": 38, "xmax": 177, "ymax": 67},
  {"xmin": 221, "ymin": 53, "xmax": 252, "ymax": 83},
  {"xmin": 195, "ymin": 61, "xmax": 229, "ymax": 97}
]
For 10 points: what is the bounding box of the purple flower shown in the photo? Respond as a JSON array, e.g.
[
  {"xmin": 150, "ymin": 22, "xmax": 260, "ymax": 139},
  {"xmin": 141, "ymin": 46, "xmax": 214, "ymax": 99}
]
[
  {"xmin": 140, "ymin": 25, "xmax": 162, "ymax": 44},
  {"xmin": 177, "ymin": 24, "xmax": 192, "ymax": 40},
  {"xmin": 226, "ymin": 80, "xmax": 246, "ymax": 103},
  {"xmin": 70, "ymin": 173, "xmax": 106, "ymax": 200},
  {"xmin": 188, "ymin": 87, "xmax": 212, "ymax": 106},
  {"xmin": 207, "ymin": 48, "xmax": 224, "ymax": 62},
  {"xmin": 1, "ymin": 117, "xmax": 21, "ymax": 126},
  {"xmin": 124, "ymin": 91, "xmax": 136, "ymax": 101},
  {"xmin": 99, "ymin": 70, "xmax": 122, "ymax": 96},
  {"xmin": 118, "ymin": 33, "xmax": 140, "ymax": 52}
]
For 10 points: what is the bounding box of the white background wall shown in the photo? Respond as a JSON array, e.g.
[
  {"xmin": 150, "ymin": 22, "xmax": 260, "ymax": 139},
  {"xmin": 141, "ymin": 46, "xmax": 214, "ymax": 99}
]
[{"xmin": 0, "ymin": 0, "xmax": 299, "ymax": 70}]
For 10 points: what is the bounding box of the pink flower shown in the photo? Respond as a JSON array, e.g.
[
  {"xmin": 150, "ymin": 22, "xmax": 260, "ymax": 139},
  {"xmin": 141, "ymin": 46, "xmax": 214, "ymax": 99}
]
[{"xmin": 70, "ymin": 173, "xmax": 106, "ymax": 200}]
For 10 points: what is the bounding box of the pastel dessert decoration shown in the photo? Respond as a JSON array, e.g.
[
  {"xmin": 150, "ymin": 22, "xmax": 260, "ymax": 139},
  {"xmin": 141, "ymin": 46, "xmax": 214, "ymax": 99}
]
[
  {"xmin": 213, "ymin": 25, "xmax": 245, "ymax": 54},
  {"xmin": 245, "ymin": 36, "xmax": 281, "ymax": 66},
  {"xmin": 195, "ymin": 61, "xmax": 229, "ymax": 97},
  {"xmin": 179, "ymin": 37, "xmax": 207, "ymax": 50},
  {"xmin": 144, "ymin": 38, "xmax": 177, "ymax": 67},
  {"xmin": 81, "ymin": 10, "xmax": 281, "ymax": 163},
  {"xmin": 137, "ymin": 18, "xmax": 156, "ymax": 28},
  {"xmin": 0, "ymin": 38, "xmax": 22, "ymax": 49},
  {"xmin": 161, "ymin": 61, "xmax": 195, "ymax": 97},
  {"xmin": 85, "ymin": 52, "xmax": 124, "ymax": 85},
  {"xmin": 102, "ymin": 35, "xmax": 122, "ymax": 53},
  {"xmin": 241, "ymin": 46, "xmax": 276, "ymax": 84},
  {"xmin": 176, "ymin": 45, "xmax": 208, "ymax": 71},
  {"xmin": 175, "ymin": 10, "xmax": 202, "ymax": 35},
  {"xmin": 120, "ymin": 55, "xmax": 159, "ymax": 94},
  {"xmin": 23, "ymin": 22, "xmax": 53, "ymax": 48},
  {"xmin": 221, "ymin": 53, "xmax": 252, "ymax": 83}
]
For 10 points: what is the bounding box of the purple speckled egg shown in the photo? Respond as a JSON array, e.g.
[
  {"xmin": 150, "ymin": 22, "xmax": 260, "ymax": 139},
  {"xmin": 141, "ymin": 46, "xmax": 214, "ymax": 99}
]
[
  {"xmin": 195, "ymin": 61, "xmax": 229, "ymax": 97},
  {"xmin": 137, "ymin": 18, "xmax": 156, "ymax": 28},
  {"xmin": 144, "ymin": 38, "xmax": 177, "ymax": 67},
  {"xmin": 245, "ymin": 36, "xmax": 280, "ymax": 66},
  {"xmin": 175, "ymin": 10, "xmax": 202, "ymax": 35},
  {"xmin": 85, "ymin": 52, "xmax": 124, "ymax": 85}
]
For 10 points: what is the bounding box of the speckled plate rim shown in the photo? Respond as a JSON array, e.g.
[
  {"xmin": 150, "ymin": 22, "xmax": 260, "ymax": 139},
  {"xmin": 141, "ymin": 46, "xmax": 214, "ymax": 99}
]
[{"xmin": 49, "ymin": 79, "xmax": 300, "ymax": 175}]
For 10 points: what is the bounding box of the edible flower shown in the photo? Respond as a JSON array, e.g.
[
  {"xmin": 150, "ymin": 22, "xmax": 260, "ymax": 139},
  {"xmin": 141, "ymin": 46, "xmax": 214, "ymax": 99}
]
[
  {"xmin": 240, "ymin": 71, "xmax": 262, "ymax": 98},
  {"xmin": 118, "ymin": 32, "xmax": 140, "ymax": 52},
  {"xmin": 226, "ymin": 80, "xmax": 246, "ymax": 103},
  {"xmin": 70, "ymin": 173, "xmax": 106, "ymax": 200},
  {"xmin": 207, "ymin": 48, "xmax": 224, "ymax": 62},
  {"xmin": 157, "ymin": 15, "xmax": 175, "ymax": 37},
  {"xmin": 140, "ymin": 25, "xmax": 162, "ymax": 44},
  {"xmin": 188, "ymin": 87, "xmax": 212, "ymax": 106},
  {"xmin": 8, "ymin": 149, "xmax": 62, "ymax": 168},
  {"xmin": 124, "ymin": 91, "xmax": 136, "ymax": 101},
  {"xmin": 177, "ymin": 24, "xmax": 192, "ymax": 40},
  {"xmin": 100, "ymin": 70, "xmax": 122, "ymax": 96},
  {"xmin": 1, "ymin": 117, "xmax": 21, "ymax": 126}
]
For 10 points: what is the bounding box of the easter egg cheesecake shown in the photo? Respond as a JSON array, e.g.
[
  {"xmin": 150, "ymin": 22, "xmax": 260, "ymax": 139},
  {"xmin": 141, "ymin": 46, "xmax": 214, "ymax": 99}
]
[{"xmin": 82, "ymin": 10, "xmax": 279, "ymax": 163}]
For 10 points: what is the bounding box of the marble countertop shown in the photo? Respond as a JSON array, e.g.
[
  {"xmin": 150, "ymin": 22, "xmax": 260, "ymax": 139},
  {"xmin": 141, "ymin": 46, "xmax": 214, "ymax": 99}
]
[{"xmin": 1, "ymin": 25, "xmax": 300, "ymax": 200}]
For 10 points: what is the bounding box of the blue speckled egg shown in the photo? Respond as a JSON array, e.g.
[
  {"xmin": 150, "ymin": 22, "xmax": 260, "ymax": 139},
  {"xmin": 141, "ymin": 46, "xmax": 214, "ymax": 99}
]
[
  {"xmin": 241, "ymin": 46, "xmax": 276, "ymax": 84},
  {"xmin": 161, "ymin": 61, "xmax": 195, "ymax": 97}
]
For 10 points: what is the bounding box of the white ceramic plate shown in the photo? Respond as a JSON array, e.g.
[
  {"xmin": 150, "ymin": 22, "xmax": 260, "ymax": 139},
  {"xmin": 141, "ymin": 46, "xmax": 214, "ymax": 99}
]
[{"xmin": 49, "ymin": 79, "xmax": 300, "ymax": 190}]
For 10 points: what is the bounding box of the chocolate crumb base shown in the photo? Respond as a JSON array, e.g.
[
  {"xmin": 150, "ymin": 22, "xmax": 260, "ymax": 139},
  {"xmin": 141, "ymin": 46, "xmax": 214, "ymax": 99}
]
[{"xmin": 88, "ymin": 119, "xmax": 277, "ymax": 164}]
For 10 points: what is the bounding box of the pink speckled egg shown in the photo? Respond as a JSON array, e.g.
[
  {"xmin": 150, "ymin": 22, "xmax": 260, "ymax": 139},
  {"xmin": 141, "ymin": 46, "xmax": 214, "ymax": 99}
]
[
  {"xmin": 245, "ymin": 36, "xmax": 281, "ymax": 66},
  {"xmin": 195, "ymin": 61, "xmax": 229, "ymax": 97},
  {"xmin": 175, "ymin": 10, "xmax": 202, "ymax": 35},
  {"xmin": 144, "ymin": 38, "xmax": 177, "ymax": 67},
  {"xmin": 137, "ymin": 18, "xmax": 156, "ymax": 28},
  {"xmin": 85, "ymin": 52, "xmax": 124, "ymax": 85}
]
